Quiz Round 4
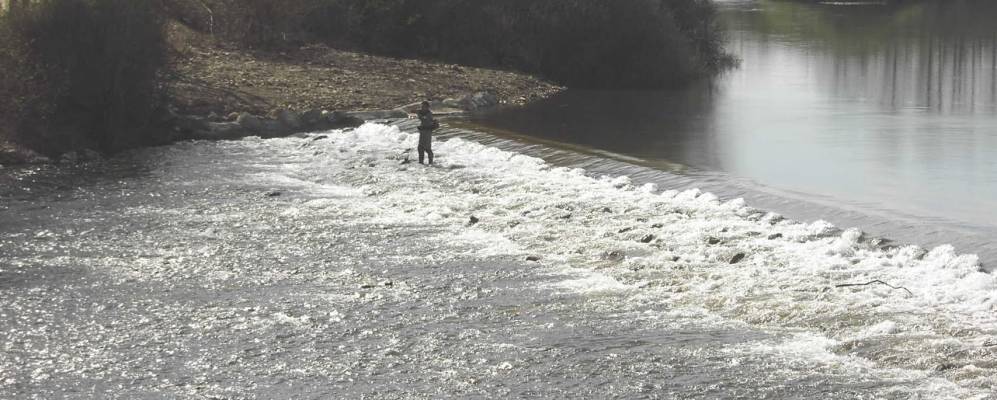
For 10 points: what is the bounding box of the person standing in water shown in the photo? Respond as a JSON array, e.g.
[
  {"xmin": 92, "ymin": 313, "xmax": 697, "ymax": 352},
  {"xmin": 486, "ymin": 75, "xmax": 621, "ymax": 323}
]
[{"xmin": 416, "ymin": 101, "xmax": 439, "ymax": 165}]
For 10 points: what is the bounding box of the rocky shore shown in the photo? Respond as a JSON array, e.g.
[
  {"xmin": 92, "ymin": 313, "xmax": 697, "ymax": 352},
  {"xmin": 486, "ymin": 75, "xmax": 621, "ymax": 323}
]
[
  {"xmin": 0, "ymin": 23, "xmax": 562, "ymax": 167},
  {"xmin": 168, "ymin": 90, "xmax": 500, "ymax": 142}
]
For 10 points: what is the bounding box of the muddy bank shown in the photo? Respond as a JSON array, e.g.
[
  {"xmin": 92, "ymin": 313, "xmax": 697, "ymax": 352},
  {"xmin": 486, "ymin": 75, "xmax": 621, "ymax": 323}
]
[{"xmin": 166, "ymin": 32, "xmax": 562, "ymax": 117}]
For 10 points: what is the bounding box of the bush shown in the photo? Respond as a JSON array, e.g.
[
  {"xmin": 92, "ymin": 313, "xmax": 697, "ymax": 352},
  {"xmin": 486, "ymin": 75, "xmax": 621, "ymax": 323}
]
[
  {"xmin": 0, "ymin": 0, "xmax": 168, "ymax": 154},
  {"xmin": 181, "ymin": 0, "xmax": 732, "ymax": 89},
  {"xmin": 329, "ymin": 0, "xmax": 732, "ymax": 88}
]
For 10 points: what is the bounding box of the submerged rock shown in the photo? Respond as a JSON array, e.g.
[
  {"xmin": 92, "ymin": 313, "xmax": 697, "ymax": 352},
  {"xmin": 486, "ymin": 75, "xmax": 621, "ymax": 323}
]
[
  {"xmin": 468, "ymin": 216, "xmax": 480, "ymax": 226},
  {"xmin": 768, "ymin": 233, "xmax": 783, "ymax": 240},
  {"xmin": 602, "ymin": 250, "xmax": 626, "ymax": 262},
  {"xmin": 707, "ymin": 237, "xmax": 721, "ymax": 245},
  {"xmin": 525, "ymin": 255, "xmax": 541, "ymax": 262},
  {"xmin": 639, "ymin": 235, "xmax": 656, "ymax": 243}
]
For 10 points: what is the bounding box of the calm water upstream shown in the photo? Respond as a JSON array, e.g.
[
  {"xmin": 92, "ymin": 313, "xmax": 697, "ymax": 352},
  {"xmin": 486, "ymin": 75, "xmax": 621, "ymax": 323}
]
[{"xmin": 473, "ymin": 0, "xmax": 997, "ymax": 267}]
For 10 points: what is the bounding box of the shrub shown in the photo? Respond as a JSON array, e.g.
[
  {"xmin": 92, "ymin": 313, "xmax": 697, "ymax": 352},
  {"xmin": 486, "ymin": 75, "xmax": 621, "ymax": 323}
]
[
  {"xmin": 321, "ymin": 0, "xmax": 733, "ymax": 88},
  {"xmin": 177, "ymin": 0, "xmax": 732, "ymax": 89},
  {"xmin": 0, "ymin": 0, "xmax": 168, "ymax": 154}
]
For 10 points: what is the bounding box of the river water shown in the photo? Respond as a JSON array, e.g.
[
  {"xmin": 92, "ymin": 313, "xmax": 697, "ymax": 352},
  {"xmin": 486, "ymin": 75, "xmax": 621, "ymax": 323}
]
[
  {"xmin": 473, "ymin": 0, "xmax": 997, "ymax": 268},
  {"xmin": 2, "ymin": 1, "xmax": 997, "ymax": 398},
  {"xmin": 1, "ymin": 121, "xmax": 995, "ymax": 398}
]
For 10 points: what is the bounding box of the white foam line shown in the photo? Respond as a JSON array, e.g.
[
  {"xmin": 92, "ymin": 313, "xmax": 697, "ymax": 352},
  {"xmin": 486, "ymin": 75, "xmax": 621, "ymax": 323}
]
[{"xmin": 244, "ymin": 123, "xmax": 995, "ymax": 395}]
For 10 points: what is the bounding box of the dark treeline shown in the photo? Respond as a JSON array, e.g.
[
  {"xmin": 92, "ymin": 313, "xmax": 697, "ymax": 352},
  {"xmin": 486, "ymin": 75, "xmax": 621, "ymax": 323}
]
[
  {"xmin": 1, "ymin": 0, "xmax": 168, "ymax": 154},
  {"xmin": 171, "ymin": 0, "xmax": 733, "ymax": 89},
  {"xmin": 2, "ymin": 0, "xmax": 731, "ymax": 155}
]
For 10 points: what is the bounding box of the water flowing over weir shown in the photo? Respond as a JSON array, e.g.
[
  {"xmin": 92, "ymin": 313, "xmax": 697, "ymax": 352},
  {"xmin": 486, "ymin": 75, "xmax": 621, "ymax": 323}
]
[{"xmin": 2, "ymin": 121, "xmax": 996, "ymax": 398}]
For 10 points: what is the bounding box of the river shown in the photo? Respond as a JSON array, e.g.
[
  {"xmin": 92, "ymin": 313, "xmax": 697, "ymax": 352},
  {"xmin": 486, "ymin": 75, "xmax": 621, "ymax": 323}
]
[
  {"xmin": 472, "ymin": 0, "xmax": 997, "ymax": 268},
  {"xmin": 2, "ymin": 0, "xmax": 996, "ymax": 398}
]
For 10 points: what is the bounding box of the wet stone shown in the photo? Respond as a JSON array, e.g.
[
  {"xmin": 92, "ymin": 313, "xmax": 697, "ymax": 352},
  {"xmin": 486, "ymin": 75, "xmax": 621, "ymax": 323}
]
[
  {"xmin": 707, "ymin": 237, "xmax": 721, "ymax": 245},
  {"xmin": 768, "ymin": 233, "xmax": 783, "ymax": 240},
  {"xmin": 468, "ymin": 216, "xmax": 480, "ymax": 226},
  {"xmin": 618, "ymin": 227, "xmax": 635, "ymax": 233},
  {"xmin": 525, "ymin": 255, "xmax": 541, "ymax": 262},
  {"xmin": 265, "ymin": 190, "xmax": 282, "ymax": 198},
  {"xmin": 602, "ymin": 250, "xmax": 626, "ymax": 262},
  {"xmin": 730, "ymin": 253, "xmax": 746, "ymax": 264},
  {"xmin": 640, "ymin": 235, "xmax": 656, "ymax": 244}
]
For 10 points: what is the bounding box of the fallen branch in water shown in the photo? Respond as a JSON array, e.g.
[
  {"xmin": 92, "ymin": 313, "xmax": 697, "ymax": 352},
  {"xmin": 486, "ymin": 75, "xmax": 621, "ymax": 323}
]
[{"xmin": 835, "ymin": 280, "xmax": 913, "ymax": 296}]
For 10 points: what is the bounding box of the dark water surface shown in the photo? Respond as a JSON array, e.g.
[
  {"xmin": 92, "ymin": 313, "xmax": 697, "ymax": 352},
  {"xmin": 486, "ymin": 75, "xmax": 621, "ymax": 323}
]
[{"xmin": 473, "ymin": 0, "xmax": 997, "ymax": 266}]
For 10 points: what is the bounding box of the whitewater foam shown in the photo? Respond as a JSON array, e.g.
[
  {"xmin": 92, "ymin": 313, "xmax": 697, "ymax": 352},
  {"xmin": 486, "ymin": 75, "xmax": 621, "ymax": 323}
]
[{"xmin": 253, "ymin": 122, "xmax": 995, "ymax": 395}]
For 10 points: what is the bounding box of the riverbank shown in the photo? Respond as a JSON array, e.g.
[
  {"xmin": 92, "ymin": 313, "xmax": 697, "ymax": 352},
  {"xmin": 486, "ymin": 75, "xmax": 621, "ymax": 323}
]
[{"xmin": 0, "ymin": 22, "xmax": 562, "ymax": 167}]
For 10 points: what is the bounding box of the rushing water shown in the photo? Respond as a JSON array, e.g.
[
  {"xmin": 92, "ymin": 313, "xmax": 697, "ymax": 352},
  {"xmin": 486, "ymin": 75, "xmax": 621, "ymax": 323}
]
[
  {"xmin": 472, "ymin": 0, "xmax": 997, "ymax": 267},
  {"xmin": 1, "ymin": 122, "xmax": 995, "ymax": 398}
]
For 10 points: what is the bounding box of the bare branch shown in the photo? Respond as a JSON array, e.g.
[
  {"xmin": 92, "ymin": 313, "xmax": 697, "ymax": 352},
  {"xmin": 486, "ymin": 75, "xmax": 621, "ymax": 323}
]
[{"xmin": 835, "ymin": 280, "xmax": 913, "ymax": 296}]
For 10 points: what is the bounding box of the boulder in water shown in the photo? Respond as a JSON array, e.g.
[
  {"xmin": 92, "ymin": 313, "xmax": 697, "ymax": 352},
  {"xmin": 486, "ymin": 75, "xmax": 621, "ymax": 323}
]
[
  {"xmin": 258, "ymin": 120, "xmax": 290, "ymax": 138},
  {"xmin": 236, "ymin": 112, "xmax": 263, "ymax": 132},
  {"xmin": 729, "ymin": 253, "xmax": 746, "ymax": 264},
  {"xmin": 300, "ymin": 109, "xmax": 325, "ymax": 129},
  {"xmin": 639, "ymin": 234, "xmax": 656, "ymax": 243},
  {"xmin": 276, "ymin": 109, "xmax": 301, "ymax": 130},
  {"xmin": 525, "ymin": 255, "xmax": 541, "ymax": 262},
  {"xmin": 201, "ymin": 122, "xmax": 246, "ymax": 140},
  {"xmin": 602, "ymin": 250, "xmax": 625, "ymax": 262},
  {"xmin": 457, "ymin": 91, "xmax": 499, "ymax": 111},
  {"xmin": 325, "ymin": 111, "xmax": 364, "ymax": 128},
  {"xmin": 468, "ymin": 216, "xmax": 480, "ymax": 226},
  {"xmin": 767, "ymin": 233, "xmax": 783, "ymax": 240}
]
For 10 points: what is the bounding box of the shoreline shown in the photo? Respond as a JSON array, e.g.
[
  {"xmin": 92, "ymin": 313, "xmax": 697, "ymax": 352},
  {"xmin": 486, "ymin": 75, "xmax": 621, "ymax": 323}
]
[{"xmin": 0, "ymin": 23, "xmax": 563, "ymax": 167}]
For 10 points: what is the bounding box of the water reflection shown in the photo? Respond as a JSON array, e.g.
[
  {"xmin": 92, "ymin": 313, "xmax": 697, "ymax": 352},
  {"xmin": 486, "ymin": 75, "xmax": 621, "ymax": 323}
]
[
  {"xmin": 473, "ymin": 0, "xmax": 997, "ymax": 260},
  {"xmin": 728, "ymin": 0, "xmax": 997, "ymax": 113}
]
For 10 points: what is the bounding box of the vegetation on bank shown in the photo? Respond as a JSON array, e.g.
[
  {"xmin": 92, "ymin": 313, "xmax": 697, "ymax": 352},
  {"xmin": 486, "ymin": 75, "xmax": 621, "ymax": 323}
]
[
  {"xmin": 170, "ymin": 0, "xmax": 733, "ymax": 89},
  {"xmin": 0, "ymin": 0, "xmax": 168, "ymax": 155},
  {"xmin": 1, "ymin": 0, "xmax": 732, "ymax": 156}
]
